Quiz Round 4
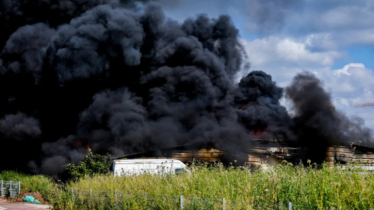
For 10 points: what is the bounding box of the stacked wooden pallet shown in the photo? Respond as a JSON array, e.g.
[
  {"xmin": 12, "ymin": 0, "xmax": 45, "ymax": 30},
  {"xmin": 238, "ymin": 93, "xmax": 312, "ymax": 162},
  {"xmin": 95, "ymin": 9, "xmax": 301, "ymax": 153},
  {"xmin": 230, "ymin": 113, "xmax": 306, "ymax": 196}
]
[
  {"xmin": 122, "ymin": 144, "xmax": 374, "ymax": 167},
  {"xmin": 128, "ymin": 148, "xmax": 264, "ymax": 165},
  {"xmin": 245, "ymin": 155, "xmax": 262, "ymax": 166},
  {"xmin": 325, "ymin": 146, "xmax": 374, "ymax": 165},
  {"xmin": 171, "ymin": 148, "xmax": 265, "ymax": 166},
  {"xmin": 246, "ymin": 148, "xmax": 269, "ymax": 166},
  {"xmin": 352, "ymin": 150, "xmax": 374, "ymax": 164},
  {"xmin": 171, "ymin": 148, "xmax": 225, "ymax": 162},
  {"xmin": 325, "ymin": 146, "xmax": 352, "ymax": 164},
  {"xmin": 241, "ymin": 147, "xmax": 287, "ymax": 166}
]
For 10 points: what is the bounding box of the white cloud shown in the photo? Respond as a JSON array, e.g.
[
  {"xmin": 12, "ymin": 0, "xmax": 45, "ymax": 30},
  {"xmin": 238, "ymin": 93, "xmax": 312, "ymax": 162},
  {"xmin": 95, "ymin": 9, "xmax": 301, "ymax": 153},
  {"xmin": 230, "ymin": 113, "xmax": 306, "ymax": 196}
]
[
  {"xmin": 160, "ymin": 0, "xmax": 374, "ymax": 52},
  {"xmin": 323, "ymin": 63, "xmax": 374, "ymax": 105},
  {"xmin": 240, "ymin": 37, "xmax": 374, "ymax": 129},
  {"xmin": 241, "ymin": 1, "xmax": 374, "ymax": 50},
  {"xmin": 242, "ymin": 36, "xmax": 341, "ymax": 66},
  {"xmin": 305, "ymin": 30, "xmax": 374, "ymax": 50},
  {"xmin": 293, "ymin": 3, "xmax": 374, "ymax": 49},
  {"xmin": 240, "ymin": 37, "xmax": 342, "ymax": 86},
  {"xmin": 317, "ymin": 5, "xmax": 374, "ymax": 30}
]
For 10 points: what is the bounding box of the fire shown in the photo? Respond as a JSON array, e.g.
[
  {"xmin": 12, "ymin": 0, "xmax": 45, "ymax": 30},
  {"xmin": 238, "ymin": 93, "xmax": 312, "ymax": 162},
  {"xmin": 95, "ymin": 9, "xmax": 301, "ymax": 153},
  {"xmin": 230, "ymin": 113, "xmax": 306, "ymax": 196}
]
[
  {"xmin": 253, "ymin": 128, "xmax": 267, "ymax": 139},
  {"xmin": 76, "ymin": 141, "xmax": 92, "ymax": 149}
]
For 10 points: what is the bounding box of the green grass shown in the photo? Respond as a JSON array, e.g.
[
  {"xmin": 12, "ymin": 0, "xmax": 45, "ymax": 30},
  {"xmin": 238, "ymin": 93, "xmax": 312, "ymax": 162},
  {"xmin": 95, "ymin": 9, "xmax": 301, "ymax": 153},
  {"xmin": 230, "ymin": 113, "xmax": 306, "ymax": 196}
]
[
  {"xmin": 2, "ymin": 162, "xmax": 374, "ymax": 209},
  {"xmin": 48, "ymin": 161, "xmax": 374, "ymax": 210},
  {"xmin": 0, "ymin": 171, "xmax": 55, "ymax": 201}
]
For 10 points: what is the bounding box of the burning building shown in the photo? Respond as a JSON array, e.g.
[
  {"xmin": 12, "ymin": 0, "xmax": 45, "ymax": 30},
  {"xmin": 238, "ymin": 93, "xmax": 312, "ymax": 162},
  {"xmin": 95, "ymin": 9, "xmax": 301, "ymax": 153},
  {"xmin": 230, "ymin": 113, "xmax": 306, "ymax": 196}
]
[
  {"xmin": 114, "ymin": 140, "xmax": 298, "ymax": 167},
  {"xmin": 115, "ymin": 143, "xmax": 374, "ymax": 168}
]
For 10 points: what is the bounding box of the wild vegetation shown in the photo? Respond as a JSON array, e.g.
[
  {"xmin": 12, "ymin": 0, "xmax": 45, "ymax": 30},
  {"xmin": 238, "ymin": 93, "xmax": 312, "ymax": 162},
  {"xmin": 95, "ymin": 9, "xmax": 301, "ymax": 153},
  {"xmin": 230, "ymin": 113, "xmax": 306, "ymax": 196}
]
[
  {"xmin": 65, "ymin": 149, "xmax": 112, "ymax": 181},
  {"xmin": 0, "ymin": 170, "xmax": 55, "ymax": 201},
  {"xmin": 2, "ymin": 154, "xmax": 374, "ymax": 210},
  {"xmin": 3, "ymin": 162, "xmax": 370, "ymax": 209}
]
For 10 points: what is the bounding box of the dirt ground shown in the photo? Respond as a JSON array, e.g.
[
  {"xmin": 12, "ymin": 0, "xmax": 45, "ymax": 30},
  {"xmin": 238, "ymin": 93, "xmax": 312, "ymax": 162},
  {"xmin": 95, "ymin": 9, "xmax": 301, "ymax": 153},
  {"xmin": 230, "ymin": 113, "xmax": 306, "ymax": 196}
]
[
  {"xmin": 14, "ymin": 192, "xmax": 45, "ymax": 203},
  {"xmin": 0, "ymin": 198, "xmax": 51, "ymax": 210}
]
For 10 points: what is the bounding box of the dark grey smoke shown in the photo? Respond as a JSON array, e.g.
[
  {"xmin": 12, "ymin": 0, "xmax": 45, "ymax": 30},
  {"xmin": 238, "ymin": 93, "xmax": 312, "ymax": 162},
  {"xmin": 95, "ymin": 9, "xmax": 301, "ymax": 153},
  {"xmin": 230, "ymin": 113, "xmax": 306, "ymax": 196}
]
[
  {"xmin": 0, "ymin": 113, "xmax": 41, "ymax": 140},
  {"xmin": 0, "ymin": 23, "xmax": 55, "ymax": 76},
  {"xmin": 0, "ymin": 0, "xmax": 122, "ymax": 50},
  {"xmin": 0, "ymin": 112, "xmax": 42, "ymax": 171},
  {"xmin": 235, "ymin": 71, "xmax": 295, "ymax": 141},
  {"xmin": 0, "ymin": 0, "xmax": 372, "ymax": 174},
  {"xmin": 37, "ymin": 3, "xmax": 255, "ymax": 173},
  {"xmin": 45, "ymin": 5, "xmax": 144, "ymax": 84},
  {"xmin": 286, "ymin": 72, "xmax": 373, "ymax": 162}
]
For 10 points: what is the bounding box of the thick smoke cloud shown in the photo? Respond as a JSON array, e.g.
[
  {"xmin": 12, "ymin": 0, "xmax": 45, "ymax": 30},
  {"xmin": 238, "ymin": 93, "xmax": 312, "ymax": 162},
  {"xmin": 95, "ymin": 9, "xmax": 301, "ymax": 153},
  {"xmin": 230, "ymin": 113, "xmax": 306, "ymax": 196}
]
[
  {"xmin": 0, "ymin": 113, "xmax": 41, "ymax": 140},
  {"xmin": 46, "ymin": 5, "xmax": 144, "ymax": 84},
  {"xmin": 235, "ymin": 71, "xmax": 295, "ymax": 141},
  {"xmin": 0, "ymin": 0, "xmax": 116, "ymax": 50},
  {"xmin": 0, "ymin": 0, "xmax": 372, "ymax": 174},
  {"xmin": 286, "ymin": 72, "xmax": 373, "ymax": 162},
  {"xmin": 0, "ymin": 0, "xmax": 154, "ymax": 50},
  {"xmin": 1, "ymin": 23, "xmax": 55, "ymax": 76}
]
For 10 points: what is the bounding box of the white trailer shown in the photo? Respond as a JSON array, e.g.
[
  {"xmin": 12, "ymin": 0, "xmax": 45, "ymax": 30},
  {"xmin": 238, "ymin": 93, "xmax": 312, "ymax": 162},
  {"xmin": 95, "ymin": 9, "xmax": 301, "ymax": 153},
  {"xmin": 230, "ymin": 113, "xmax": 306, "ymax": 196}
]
[{"xmin": 113, "ymin": 159, "xmax": 190, "ymax": 177}]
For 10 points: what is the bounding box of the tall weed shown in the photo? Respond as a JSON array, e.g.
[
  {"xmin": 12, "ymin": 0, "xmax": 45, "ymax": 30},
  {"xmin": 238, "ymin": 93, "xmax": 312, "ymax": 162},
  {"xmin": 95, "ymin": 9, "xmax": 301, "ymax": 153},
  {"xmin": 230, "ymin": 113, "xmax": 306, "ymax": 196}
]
[{"xmin": 50, "ymin": 161, "xmax": 374, "ymax": 209}]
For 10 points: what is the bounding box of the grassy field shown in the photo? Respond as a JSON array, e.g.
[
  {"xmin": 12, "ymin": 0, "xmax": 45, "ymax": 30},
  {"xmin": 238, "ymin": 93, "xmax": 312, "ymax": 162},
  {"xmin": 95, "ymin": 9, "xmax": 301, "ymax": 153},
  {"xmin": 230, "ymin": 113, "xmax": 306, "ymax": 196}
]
[
  {"xmin": 2, "ymin": 162, "xmax": 374, "ymax": 209},
  {"xmin": 50, "ymin": 162, "xmax": 374, "ymax": 210}
]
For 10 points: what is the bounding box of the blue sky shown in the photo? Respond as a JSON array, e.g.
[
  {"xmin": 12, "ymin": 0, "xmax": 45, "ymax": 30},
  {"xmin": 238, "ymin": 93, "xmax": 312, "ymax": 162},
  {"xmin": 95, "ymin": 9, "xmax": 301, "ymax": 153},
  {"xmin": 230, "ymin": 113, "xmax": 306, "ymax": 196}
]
[
  {"xmin": 159, "ymin": 0, "xmax": 374, "ymax": 129},
  {"xmin": 332, "ymin": 46, "xmax": 374, "ymax": 70}
]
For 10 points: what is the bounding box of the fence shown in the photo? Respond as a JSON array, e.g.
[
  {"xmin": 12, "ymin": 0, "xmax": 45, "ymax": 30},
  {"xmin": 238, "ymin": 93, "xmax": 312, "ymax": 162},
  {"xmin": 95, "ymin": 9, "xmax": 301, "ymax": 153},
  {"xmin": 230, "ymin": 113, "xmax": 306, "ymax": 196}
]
[
  {"xmin": 0, "ymin": 180, "xmax": 21, "ymax": 199},
  {"xmin": 70, "ymin": 188, "xmax": 299, "ymax": 210}
]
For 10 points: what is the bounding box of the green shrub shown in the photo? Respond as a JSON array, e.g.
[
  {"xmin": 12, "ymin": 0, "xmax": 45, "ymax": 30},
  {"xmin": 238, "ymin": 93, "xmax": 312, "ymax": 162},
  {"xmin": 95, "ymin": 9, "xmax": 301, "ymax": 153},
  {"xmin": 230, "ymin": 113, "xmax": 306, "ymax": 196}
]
[{"xmin": 65, "ymin": 149, "xmax": 112, "ymax": 181}]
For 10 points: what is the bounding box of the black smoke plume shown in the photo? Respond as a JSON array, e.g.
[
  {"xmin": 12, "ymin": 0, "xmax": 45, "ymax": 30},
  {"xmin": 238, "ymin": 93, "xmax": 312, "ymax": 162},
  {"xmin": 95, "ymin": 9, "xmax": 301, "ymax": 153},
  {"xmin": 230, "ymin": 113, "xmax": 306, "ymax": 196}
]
[
  {"xmin": 285, "ymin": 72, "xmax": 373, "ymax": 162},
  {"xmin": 0, "ymin": 0, "xmax": 372, "ymax": 174}
]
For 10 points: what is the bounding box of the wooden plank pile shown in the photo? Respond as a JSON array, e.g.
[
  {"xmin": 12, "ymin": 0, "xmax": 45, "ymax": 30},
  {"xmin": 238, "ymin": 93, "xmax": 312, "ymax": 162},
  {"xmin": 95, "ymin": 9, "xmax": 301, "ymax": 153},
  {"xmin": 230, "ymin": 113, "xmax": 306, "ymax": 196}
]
[
  {"xmin": 171, "ymin": 147, "xmax": 292, "ymax": 166},
  {"xmin": 171, "ymin": 148, "xmax": 225, "ymax": 162},
  {"xmin": 325, "ymin": 146, "xmax": 374, "ymax": 165},
  {"xmin": 119, "ymin": 142, "xmax": 374, "ymax": 167},
  {"xmin": 352, "ymin": 150, "xmax": 374, "ymax": 164}
]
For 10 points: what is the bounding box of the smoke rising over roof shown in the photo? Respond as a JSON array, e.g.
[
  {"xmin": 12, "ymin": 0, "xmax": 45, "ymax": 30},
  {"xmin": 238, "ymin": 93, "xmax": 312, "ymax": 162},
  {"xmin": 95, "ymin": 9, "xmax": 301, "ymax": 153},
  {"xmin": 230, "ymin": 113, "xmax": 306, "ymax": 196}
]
[{"xmin": 0, "ymin": 0, "xmax": 372, "ymax": 174}]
